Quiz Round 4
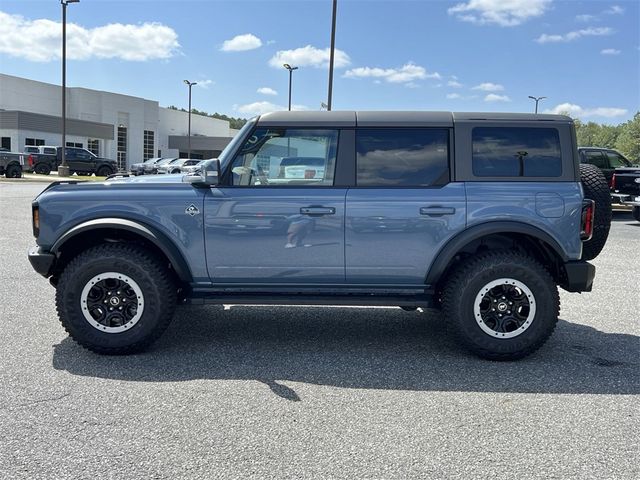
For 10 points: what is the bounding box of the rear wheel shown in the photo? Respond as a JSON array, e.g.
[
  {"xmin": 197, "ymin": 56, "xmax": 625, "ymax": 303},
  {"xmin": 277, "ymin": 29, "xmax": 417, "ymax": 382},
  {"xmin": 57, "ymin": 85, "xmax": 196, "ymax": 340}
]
[
  {"xmin": 580, "ymin": 163, "xmax": 611, "ymax": 260},
  {"xmin": 34, "ymin": 163, "xmax": 51, "ymax": 175},
  {"xmin": 56, "ymin": 243, "xmax": 177, "ymax": 354},
  {"xmin": 5, "ymin": 164, "xmax": 22, "ymax": 178},
  {"xmin": 443, "ymin": 251, "xmax": 559, "ymax": 360},
  {"xmin": 633, "ymin": 206, "xmax": 640, "ymax": 223}
]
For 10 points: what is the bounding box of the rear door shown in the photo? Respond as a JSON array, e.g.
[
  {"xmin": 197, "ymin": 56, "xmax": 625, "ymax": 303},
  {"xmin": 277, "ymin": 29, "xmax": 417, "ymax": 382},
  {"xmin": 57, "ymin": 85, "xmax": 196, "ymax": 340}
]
[
  {"xmin": 345, "ymin": 127, "xmax": 466, "ymax": 286},
  {"xmin": 204, "ymin": 127, "xmax": 347, "ymax": 285}
]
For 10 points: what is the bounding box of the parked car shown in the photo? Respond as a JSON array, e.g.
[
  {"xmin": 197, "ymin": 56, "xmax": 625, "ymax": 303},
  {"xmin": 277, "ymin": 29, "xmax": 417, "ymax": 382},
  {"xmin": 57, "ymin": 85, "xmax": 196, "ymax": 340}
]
[
  {"xmin": 0, "ymin": 150, "xmax": 25, "ymax": 178},
  {"xmin": 130, "ymin": 157, "xmax": 164, "ymax": 176},
  {"xmin": 180, "ymin": 159, "xmax": 214, "ymax": 175},
  {"xmin": 157, "ymin": 158, "xmax": 200, "ymax": 174},
  {"xmin": 579, "ymin": 147, "xmax": 640, "ymax": 205},
  {"xmin": 28, "ymin": 111, "xmax": 610, "ymax": 360},
  {"xmin": 24, "ymin": 146, "xmax": 117, "ymax": 176},
  {"xmin": 144, "ymin": 157, "xmax": 178, "ymax": 175}
]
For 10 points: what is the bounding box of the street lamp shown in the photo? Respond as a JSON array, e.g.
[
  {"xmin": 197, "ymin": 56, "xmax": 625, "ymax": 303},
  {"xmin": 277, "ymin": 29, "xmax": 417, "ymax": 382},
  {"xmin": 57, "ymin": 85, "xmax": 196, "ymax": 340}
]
[
  {"xmin": 528, "ymin": 95, "xmax": 547, "ymax": 114},
  {"xmin": 327, "ymin": 0, "xmax": 338, "ymax": 111},
  {"xmin": 183, "ymin": 80, "xmax": 197, "ymax": 158},
  {"xmin": 283, "ymin": 64, "xmax": 298, "ymax": 111},
  {"xmin": 59, "ymin": 0, "xmax": 80, "ymax": 177}
]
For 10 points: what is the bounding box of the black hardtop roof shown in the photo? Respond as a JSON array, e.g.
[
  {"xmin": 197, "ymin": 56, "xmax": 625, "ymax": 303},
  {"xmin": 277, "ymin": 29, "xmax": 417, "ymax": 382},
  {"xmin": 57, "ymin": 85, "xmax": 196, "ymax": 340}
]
[{"xmin": 257, "ymin": 111, "xmax": 572, "ymax": 127}]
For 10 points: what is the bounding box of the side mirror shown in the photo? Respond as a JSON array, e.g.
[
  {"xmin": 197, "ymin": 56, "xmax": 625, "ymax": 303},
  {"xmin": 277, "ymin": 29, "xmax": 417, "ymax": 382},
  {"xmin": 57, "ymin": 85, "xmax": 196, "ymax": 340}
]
[{"xmin": 183, "ymin": 159, "xmax": 220, "ymax": 187}]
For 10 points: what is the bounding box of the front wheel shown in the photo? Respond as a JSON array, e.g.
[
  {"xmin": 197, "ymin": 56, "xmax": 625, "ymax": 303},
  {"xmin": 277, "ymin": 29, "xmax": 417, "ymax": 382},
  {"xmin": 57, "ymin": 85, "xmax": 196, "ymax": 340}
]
[
  {"xmin": 5, "ymin": 164, "xmax": 22, "ymax": 178},
  {"xmin": 56, "ymin": 243, "xmax": 177, "ymax": 354},
  {"xmin": 442, "ymin": 251, "xmax": 559, "ymax": 360},
  {"xmin": 96, "ymin": 166, "xmax": 113, "ymax": 177}
]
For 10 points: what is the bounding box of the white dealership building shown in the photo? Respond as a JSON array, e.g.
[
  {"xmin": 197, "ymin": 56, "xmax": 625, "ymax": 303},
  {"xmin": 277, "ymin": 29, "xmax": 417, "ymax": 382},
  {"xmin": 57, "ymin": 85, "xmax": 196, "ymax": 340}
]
[{"xmin": 0, "ymin": 73, "xmax": 236, "ymax": 169}]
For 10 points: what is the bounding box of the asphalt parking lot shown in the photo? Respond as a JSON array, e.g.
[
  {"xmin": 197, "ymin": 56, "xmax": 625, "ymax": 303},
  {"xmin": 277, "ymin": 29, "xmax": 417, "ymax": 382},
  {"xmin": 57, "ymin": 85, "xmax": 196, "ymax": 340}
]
[{"xmin": 1, "ymin": 182, "xmax": 638, "ymax": 479}]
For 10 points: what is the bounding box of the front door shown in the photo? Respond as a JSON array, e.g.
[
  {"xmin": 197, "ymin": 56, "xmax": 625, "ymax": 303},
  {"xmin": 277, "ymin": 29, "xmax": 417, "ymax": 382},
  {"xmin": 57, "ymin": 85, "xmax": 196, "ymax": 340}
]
[{"xmin": 204, "ymin": 127, "xmax": 346, "ymax": 285}]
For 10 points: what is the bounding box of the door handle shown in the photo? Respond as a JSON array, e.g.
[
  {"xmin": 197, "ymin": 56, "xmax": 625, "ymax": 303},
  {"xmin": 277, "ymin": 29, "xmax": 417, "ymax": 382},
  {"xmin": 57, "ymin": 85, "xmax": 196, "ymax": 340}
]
[
  {"xmin": 420, "ymin": 206, "xmax": 456, "ymax": 216},
  {"xmin": 300, "ymin": 206, "xmax": 336, "ymax": 216}
]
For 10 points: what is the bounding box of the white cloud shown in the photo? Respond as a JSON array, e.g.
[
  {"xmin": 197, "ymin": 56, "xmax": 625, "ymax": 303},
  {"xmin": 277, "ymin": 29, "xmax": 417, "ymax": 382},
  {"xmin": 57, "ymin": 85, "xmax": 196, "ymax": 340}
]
[
  {"xmin": 484, "ymin": 94, "xmax": 511, "ymax": 102},
  {"xmin": 257, "ymin": 87, "xmax": 278, "ymax": 96},
  {"xmin": 269, "ymin": 45, "xmax": 350, "ymax": 69},
  {"xmin": 604, "ymin": 5, "xmax": 624, "ymax": 15},
  {"xmin": 448, "ymin": 0, "xmax": 552, "ymax": 27},
  {"xmin": 601, "ymin": 48, "xmax": 621, "ymax": 55},
  {"xmin": 233, "ymin": 101, "xmax": 308, "ymax": 116},
  {"xmin": 472, "ymin": 82, "xmax": 504, "ymax": 92},
  {"xmin": 544, "ymin": 103, "xmax": 628, "ymax": 118},
  {"xmin": 536, "ymin": 27, "xmax": 614, "ymax": 43},
  {"xmin": 344, "ymin": 62, "xmax": 440, "ymax": 84},
  {"xmin": 447, "ymin": 80, "xmax": 463, "ymax": 88},
  {"xmin": 220, "ymin": 33, "xmax": 262, "ymax": 52},
  {"xmin": 576, "ymin": 14, "xmax": 597, "ymax": 22},
  {"xmin": 195, "ymin": 79, "xmax": 214, "ymax": 89},
  {"xmin": 447, "ymin": 93, "xmax": 462, "ymax": 99},
  {"xmin": 0, "ymin": 11, "xmax": 179, "ymax": 62}
]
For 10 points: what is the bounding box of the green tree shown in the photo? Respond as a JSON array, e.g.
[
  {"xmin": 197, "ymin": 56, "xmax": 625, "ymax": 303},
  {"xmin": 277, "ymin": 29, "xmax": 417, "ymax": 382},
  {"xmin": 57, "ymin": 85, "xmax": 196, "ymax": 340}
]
[{"xmin": 615, "ymin": 112, "xmax": 640, "ymax": 162}]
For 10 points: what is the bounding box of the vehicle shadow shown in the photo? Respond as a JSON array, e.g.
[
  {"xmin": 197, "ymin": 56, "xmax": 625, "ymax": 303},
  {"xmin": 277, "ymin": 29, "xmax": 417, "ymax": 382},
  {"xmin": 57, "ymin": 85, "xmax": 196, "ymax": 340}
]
[{"xmin": 52, "ymin": 305, "xmax": 639, "ymax": 400}]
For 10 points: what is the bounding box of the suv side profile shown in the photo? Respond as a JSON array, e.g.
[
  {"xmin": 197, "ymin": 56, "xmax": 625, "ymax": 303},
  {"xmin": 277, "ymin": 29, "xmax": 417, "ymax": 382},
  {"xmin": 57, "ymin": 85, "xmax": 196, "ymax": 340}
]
[{"xmin": 28, "ymin": 111, "xmax": 610, "ymax": 360}]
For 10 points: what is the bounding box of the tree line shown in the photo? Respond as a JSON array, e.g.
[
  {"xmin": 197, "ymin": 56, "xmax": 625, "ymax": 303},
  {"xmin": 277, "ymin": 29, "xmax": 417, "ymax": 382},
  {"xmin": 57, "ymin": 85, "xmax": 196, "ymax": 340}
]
[
  {"xmin": 574, "ymin": 111, "xmax": 639, "ymax": 161},
  {"xmin": 166, "ymin": 105, "xmax": 247, "ymax": 130}
]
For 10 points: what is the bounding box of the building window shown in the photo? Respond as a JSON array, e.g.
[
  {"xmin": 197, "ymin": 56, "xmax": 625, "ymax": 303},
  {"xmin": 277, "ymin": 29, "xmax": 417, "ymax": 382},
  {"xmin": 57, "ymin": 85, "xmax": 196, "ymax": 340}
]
[
  {"xmin": 143, "ymin": 130, "xmax": 154, "ymax": 161},
  {"xmin": 66, "ymin": 142, "xmax": 83, "ymax": 148},
  {"xmin": 87, "ymin": 139, "xmax": 99, "ymax": 156},
  {"xmin": 25, "ymin": 138, "xmax": 45, "ymax": 146},
  {"xmin": 1, "ymin": 137, "xmax": 10, "ymax": 151},
  {"xmin": 117, "ymin": 126, "xmax": 127, "ymax": 170}
]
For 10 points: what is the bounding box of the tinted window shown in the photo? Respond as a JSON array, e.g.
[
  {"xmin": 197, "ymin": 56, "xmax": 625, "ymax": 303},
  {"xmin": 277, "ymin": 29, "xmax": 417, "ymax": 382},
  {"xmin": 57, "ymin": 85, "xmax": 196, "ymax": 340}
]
[
  {"xmin": 606, "ymin": 151, "xmax": 631, "ymax": 168},
  {"xmin": 356, "ymin": 128, "xmax": 449, "ymax": 186},
  {"xmin": 231, "ymin": 128, "xmax": 338, "ymax": 186},
  {"xmin": 583, "ymin": 151, "xmax": 607, "ymax": 169},
  {"xmin": 472, "ymin": 127, "xmax": 562, "ymax": 177}
]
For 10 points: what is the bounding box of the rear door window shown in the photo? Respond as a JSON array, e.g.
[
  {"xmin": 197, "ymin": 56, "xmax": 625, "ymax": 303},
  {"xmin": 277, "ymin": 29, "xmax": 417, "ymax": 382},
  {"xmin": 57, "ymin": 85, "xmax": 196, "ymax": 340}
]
[
  {"xmin": 605, "ymin": 151, "xmax": 631, "ymax": 168},
  {"xmin": 583, "ymin": 151, "xmax": 607, "ymax": 169},
  {"xmin": 356, "ymin": 128, "xmax": 449, "ymax": 186},
  {"xmin": 472, "ymin": 127, "xmax": 562, "ymax": 177}
]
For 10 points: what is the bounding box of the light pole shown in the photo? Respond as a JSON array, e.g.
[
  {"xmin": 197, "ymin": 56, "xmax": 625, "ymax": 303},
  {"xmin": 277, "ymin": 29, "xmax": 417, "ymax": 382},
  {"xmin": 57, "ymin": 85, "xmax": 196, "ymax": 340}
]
[
  {"xmin": 184, "ymin": 80, "xmax": 197, "ymax": 158},
  {"xmin": 59, "ymin": 0, "xmax": 79, "ymax": 177},
  {"xmin": 283, "ymin": 64, "xmax": 298, "ymax": 111},
  {"xmin": 528, "ymin": 95, "xmax": 547, "ymax": 114},
  {"xmin": 327, "ymin": 0, "xmax": 337, "ymax": 111}
]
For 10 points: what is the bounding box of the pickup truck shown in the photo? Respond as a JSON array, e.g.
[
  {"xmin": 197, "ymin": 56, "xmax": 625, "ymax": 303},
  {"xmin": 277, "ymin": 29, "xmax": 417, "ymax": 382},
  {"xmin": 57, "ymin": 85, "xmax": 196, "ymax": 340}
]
[
  {"xmin": 28, "ymin": 111, "xmax": 611, "ymax": 360},
  {"xmin": 0, "ymin": 150, "xmax": 25, "ymax": 178},
  {"xmin": 25, "ymin": 146, "xmax": 117, "ymax": 176},
  {"xmin": 578, "ymin": 147, "xmax": 640, "ymax": 203}
]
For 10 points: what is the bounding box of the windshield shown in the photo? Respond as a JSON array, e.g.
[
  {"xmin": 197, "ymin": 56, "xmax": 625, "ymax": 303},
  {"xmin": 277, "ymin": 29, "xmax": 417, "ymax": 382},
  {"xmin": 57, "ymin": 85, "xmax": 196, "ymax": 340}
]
[{"xmin": 218, "ymin": 118, "xmax": 257, "ymax": 172}]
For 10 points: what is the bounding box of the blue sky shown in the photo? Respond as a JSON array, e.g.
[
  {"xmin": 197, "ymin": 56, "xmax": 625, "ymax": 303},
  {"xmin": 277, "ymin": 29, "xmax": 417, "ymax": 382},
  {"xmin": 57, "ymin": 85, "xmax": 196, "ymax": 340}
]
[{"xmin": 1, "ymin": 0, "xmax": 638, "ymax": 124}]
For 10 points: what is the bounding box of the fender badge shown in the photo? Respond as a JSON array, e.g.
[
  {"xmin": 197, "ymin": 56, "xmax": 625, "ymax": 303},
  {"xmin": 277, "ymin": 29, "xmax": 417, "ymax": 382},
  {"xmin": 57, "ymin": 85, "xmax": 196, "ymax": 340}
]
[{"xmin": 185, "ymin": 204, "xmax": 200, "ymax": 216}]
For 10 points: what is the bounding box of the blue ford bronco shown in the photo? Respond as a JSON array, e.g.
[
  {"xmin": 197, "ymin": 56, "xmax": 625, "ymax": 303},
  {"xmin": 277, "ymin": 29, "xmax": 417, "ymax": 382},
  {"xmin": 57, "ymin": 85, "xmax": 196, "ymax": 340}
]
[{"xmin": 28, "ymin": 112, "xmax": 611, "ymax": 360}]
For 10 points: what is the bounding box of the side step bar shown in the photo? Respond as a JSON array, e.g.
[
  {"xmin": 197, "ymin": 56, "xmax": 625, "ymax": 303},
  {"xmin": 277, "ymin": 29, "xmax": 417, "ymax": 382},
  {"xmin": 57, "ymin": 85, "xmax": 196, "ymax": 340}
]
[{"xmin": 185, "ymin": 293, "xmax": 434, "ymax": 308}]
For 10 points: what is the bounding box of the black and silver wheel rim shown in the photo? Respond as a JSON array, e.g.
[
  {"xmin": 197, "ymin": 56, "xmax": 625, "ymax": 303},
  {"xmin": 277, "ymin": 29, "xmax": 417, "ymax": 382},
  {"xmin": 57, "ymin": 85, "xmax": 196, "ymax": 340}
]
[
  {"xmin": 80, "ymin": 272, "xmax": 144, "ymax": 333},
  {"xmin": 473, "ymin": 278, "xmax": 536, "ymax": 339}
]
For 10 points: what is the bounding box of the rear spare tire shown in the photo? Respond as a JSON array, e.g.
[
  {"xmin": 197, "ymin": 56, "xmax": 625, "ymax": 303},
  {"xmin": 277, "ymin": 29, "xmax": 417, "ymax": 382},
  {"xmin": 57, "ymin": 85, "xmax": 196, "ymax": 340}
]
[{"xmin": 580, "ymin": 163, "xmax": 611, "ymax": 260}]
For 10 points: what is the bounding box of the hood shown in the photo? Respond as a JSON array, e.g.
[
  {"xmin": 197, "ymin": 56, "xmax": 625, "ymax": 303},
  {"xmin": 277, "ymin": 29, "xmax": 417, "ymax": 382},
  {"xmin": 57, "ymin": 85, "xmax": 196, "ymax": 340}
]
[{"xmin": 105, "ymin": 173, "xmax": 187, "ymax": 184}]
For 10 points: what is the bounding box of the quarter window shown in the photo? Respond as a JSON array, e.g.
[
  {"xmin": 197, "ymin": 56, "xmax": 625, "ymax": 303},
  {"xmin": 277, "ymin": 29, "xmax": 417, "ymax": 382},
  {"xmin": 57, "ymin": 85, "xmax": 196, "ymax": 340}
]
[
  {"xmin": 230, "ymin": 128, "xmax": 338, "ymax": 186},
  {"xmin": 356, "ymin": 128, "xmax": 449, "ymax": 187},
  {"xmin": 472, "ymin": 127, "xmax": 562, "ymax": 177}
]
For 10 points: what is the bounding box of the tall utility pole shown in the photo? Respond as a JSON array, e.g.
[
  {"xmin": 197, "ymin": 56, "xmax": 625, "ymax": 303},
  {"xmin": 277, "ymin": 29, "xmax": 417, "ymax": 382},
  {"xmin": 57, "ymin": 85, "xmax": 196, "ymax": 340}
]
[
  {"xmin": 528, "ymin": 95, "xmax": 547, "ymax": 114},
  {"xmin": 184, "ymin": 80, "xmax": 197, "ymax": 158},
  {"xmin": 59, "ymin": 0, "xmax": 80, "ymax": 177},
  {"xmin": 327, "ymin": 0, "xmax": 337, "ymax": 111},
  {"xmin": 283, "ymin": 64, "xmax": 298, "ymax": 111}
]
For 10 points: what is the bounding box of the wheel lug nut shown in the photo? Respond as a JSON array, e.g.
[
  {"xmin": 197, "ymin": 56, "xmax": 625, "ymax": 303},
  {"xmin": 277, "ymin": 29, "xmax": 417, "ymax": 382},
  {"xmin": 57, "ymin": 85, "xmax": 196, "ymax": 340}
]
[
  {"xmin": 119, "ymin": 307, "xmax": 122, "ymax": 310},
  {"xmin": 109, "ymin": 307, "xmax": 113, "ymax": 311},
  {"xmin": 117, "ymin": 291, "xmax": 121, "ymax": 295}
]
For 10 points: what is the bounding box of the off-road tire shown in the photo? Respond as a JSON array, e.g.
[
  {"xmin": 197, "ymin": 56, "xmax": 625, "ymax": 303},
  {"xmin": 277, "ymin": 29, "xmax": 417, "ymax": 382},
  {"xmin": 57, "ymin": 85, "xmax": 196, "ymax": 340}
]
[
  {"xmin": 34, "ymin": 163, "xmax": 51, "ymax": 175},
  {"xmin": 56, "ymin": 243, "xmax": 177, "ymax": 354},
  {"xmin": 5, "ymin": 164, "xmax": 22, "ymax": 178},
  {"xmin": 580, "ymin": 163, "xmax": 611, "ymax": 260},
  {"xmin": 96, "ymin": 166, "xmax": 113, "ymax": 177},
  {"xmin": 442, "ymin": 251, "xmax": 560, "ymax": 361}
]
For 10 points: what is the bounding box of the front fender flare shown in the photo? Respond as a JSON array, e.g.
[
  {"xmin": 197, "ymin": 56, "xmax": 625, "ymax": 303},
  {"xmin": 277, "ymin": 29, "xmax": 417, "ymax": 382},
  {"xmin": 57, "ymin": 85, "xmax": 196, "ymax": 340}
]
[{"xmin": 51, "ymin": 217, "xmax": 193, "ymax": 282}]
